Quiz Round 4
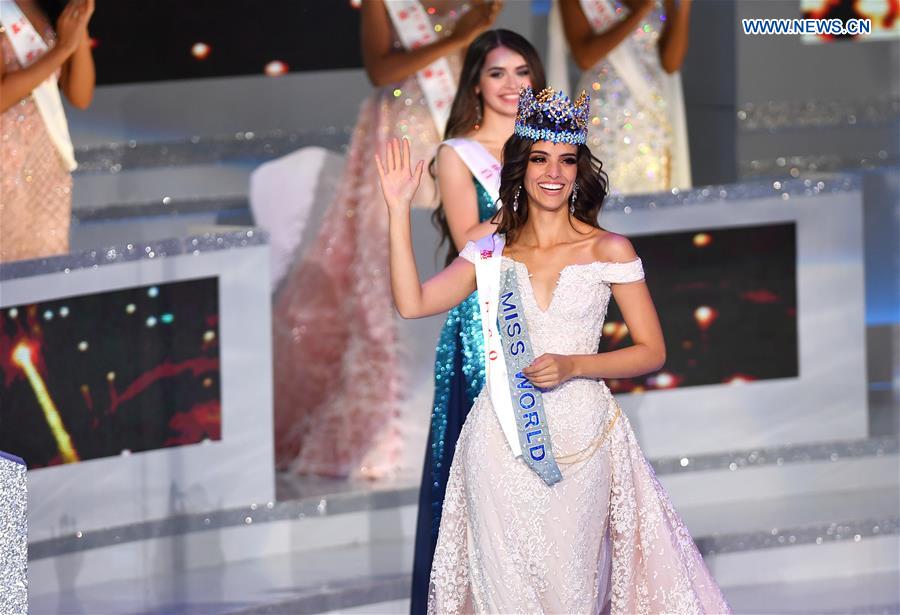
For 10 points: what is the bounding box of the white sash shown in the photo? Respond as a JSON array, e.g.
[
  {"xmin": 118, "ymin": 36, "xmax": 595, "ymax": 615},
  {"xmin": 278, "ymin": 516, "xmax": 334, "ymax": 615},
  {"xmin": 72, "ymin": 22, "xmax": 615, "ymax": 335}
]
[
  {"xmin": 471, "ymin": 233, "xmax": 522, "ymax": 457},
  {"xmin": 442, "ymin": 138, "xmax": 501, "ymax": 206},
  {"xmin": 578, "ymin": 0, "xmax": 691, "ymax": 188},
  {"xmin": 0, "ymin": 0, "xmax": 77, "ymax": 171},
  {"xmin": 384, "ymin": 0, "xmax": 458, "ymax": 135}
]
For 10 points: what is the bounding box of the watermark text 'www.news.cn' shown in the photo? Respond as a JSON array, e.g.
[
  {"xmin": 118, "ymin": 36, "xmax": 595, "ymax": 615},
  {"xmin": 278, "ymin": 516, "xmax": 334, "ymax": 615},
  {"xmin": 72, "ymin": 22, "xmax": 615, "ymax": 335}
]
[{"xmin": 741, "ymin": 18, "xmax": 872, "ymax": 36}]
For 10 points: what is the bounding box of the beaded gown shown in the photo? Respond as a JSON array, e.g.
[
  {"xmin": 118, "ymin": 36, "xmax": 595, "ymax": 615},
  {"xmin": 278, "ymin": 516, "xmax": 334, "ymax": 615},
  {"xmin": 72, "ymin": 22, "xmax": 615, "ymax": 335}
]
[
  {"xmin": 410, "ymin": 178, "xmax": 494, "ymax": 614},
  {"xmin": 427, "ymin": 244, "xmax": 731, "ymax": 614},
  {"xmin": 272, "ymin": 2, "xmax": 465, "ymax": 477},
  {"xmin": 0, "ymin": 19, "xmax": 71, "ymax": 262},
  {"xmin": 576, "ymin": 0, "xmax": 679, "ymax": 195}
]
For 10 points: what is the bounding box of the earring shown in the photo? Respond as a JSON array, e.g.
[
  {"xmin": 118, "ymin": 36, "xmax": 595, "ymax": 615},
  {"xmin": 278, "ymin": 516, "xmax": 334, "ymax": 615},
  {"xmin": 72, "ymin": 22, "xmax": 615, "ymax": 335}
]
[
  {"xmin": 474, "ymin": 99, "xmax": 483, "ymax": 131},
  {"xmin": 569, "ymin": 182, "xmax": 579, "ymax": 214},
  {"xmin": 512, "ymin": 185, "xmax": 521, "ymax": 213}
]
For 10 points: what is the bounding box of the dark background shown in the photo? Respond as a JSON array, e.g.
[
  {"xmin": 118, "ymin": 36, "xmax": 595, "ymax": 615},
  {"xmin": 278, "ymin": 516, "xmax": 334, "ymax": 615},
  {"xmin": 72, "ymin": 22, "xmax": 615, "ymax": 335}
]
[
  {"xmin": 601, "ymin": 222, "xmax": 799, "ymax": 393},
  {"xmin": 0, "ymin": 277, "xmax": 222, "ymax": 468},
  {"xmin": 39, "ymin": 0, "xmax": 364, "ymax": 84}
]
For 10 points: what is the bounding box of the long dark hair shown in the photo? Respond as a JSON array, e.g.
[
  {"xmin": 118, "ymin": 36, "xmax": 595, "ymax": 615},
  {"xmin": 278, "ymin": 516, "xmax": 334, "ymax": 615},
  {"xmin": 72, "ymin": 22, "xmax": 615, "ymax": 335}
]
[
  {"xmin": 495, "ymin": 135, "xmax": 609, "ymax": 245},
  {"xmin": 432, "ymin": 29, "xmax": 546, "ymax": 267}
]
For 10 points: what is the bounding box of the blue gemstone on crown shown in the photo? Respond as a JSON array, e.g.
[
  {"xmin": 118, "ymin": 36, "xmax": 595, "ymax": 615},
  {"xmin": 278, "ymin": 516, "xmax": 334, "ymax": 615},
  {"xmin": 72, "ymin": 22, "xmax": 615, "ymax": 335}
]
[{"xmin": 514, "ymin": 86, "xmax": 590, "ymax": 145}]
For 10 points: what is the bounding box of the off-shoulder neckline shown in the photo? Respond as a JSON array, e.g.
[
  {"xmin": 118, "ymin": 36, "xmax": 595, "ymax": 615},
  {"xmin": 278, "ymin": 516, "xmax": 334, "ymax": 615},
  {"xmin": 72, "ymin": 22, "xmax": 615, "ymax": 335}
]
[{"xmin": 501, "ymin": 256, "xmax": 642, "ymax": 313}]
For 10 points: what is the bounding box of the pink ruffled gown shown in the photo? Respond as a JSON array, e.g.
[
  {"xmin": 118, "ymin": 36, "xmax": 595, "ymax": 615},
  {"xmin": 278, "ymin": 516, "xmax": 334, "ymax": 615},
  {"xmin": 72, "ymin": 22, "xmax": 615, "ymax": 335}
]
[
  {"xmin": 272, "ymin": 2, "xmax": 465, "ymax": 477},
  {"xmin": 427, "ymin": 245, "xmax": 731, "ymax": 614}
]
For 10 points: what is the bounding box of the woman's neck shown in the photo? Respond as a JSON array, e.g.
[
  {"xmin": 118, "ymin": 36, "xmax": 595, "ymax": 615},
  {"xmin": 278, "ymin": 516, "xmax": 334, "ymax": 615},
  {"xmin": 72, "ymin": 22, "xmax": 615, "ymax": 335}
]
[
  {"xmin": 470, "ymin": 107, "xmax": 516, "ymax": 150},
  {"xmin": 515, "ymin": 206, "xmax": 578, "ymax": 250}
]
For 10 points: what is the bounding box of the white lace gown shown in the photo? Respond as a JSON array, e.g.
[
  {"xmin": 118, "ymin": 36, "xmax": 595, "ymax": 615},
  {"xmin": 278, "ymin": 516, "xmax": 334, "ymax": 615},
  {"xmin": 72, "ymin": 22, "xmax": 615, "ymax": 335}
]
[{"xmin": 427, "ymin": 244, "xmax": 731, "ymax": 614}]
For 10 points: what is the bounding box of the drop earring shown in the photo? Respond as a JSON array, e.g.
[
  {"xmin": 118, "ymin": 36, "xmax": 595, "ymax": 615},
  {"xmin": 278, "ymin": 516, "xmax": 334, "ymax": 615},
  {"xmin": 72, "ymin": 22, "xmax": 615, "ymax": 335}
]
[
  {"xmin": 512, "ymin": 186, "xmax": 521, "ymax": 213},
  {"xmin": 569, "ymin": 182, "xmax": 579, "ymax": 214},
  {"xmin": 474, "ymin": 98, "xmax": 482, "ymax": 131}
]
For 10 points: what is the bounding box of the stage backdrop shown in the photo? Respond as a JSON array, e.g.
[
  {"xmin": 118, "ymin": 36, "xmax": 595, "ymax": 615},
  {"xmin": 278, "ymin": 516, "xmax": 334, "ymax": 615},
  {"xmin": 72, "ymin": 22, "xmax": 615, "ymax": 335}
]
[
  {"xmin": 0, "ymin": 233, "xmax": 275, "ymax": 542},
  {"xmin": 599, "ymin": 177, "xmax": 867, "ymax": 458}
]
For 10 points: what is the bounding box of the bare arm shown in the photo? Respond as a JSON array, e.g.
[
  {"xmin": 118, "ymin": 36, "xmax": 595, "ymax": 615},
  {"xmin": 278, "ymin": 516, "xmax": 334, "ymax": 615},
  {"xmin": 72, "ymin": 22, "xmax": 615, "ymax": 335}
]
[
  {"xmin": 568, "ymin": 279, "xmax": 666, "ymax": 378},
  {"xmin": 0, "ymin": 44, "xmax": 71, "ymax": 112},
  {"xmin": 559, "ymin": 0, "xmax": 654, "ymax": 71},
  {"xmin": 436, "ymin": 145, "xmax": 499, "ymax": 251},
  {"xmin": 378, "ymin": 138, "xmax": 476, "ymax": 318},
  {"xmin": 361, "ymin": 0, "xmax": 501, "ymax": 87},
  {"xmin": 523, "ymin": 235, "xmax": 665, "ymax": 388},
  {"xmin": 658, "ymin": 0, "xmax": 691, "ymax": 73},
  {"xmin": 0, "ymin": 0, "xmax": 92, "ymax": 112},
  {"xmin": 59, "ymin": 0, "xmax": 95, "ymax": 109}
]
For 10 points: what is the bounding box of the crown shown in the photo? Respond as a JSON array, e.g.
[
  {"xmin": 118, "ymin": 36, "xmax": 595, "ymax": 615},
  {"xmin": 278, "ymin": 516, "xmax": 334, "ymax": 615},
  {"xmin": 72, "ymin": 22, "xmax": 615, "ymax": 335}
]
[{"xmin": 514, "ymin": 86, "xmax": 590, "ymax": 145}]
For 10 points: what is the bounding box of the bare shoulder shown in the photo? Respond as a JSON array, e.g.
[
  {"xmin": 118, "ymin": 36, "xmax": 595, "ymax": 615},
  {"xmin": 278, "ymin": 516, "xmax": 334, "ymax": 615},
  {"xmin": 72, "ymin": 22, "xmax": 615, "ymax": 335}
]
[
  {"xmin": 436, "ymin": 143, "xmax": 467, "ymax": 173},
  {"xmin": 590, "ymin": 230, "xmax": 638, "ymax": 263}
]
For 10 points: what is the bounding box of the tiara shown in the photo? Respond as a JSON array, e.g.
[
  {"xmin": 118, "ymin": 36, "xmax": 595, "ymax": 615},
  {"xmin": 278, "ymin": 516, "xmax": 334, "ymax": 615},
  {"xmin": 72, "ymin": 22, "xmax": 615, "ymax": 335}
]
[{"xmin": 514, "ymin": 86, "xmax": 590, "ymax": 145}]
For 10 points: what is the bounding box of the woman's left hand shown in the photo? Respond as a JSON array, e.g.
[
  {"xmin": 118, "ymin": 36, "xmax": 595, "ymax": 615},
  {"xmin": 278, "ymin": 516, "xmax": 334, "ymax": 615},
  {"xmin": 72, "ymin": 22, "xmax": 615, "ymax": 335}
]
[{"xmin": 522, "ymin": 353, "xmax": 576, "ymax": 389}]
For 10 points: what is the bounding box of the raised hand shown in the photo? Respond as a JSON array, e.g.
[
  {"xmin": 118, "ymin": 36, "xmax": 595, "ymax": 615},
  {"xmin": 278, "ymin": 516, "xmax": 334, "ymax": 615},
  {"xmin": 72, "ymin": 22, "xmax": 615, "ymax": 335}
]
[{"xmin": 375, "ymin": 137, "xmax": 424, "ymax": 214}]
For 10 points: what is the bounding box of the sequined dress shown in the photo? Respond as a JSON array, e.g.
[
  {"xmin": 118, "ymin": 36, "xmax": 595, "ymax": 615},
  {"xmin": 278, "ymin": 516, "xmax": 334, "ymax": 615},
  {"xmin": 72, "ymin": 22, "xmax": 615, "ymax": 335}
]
[
  {"xmin": 0, "ymin": 21, "xmax": 71, "ymax": 262},
  {"xmin": 272, "ymin": 2, "xmax": 465, "ymax": 477},
  {"xmin": 577, "ymin": 0, "xmax": 675, "ymax": 195},
  {"xmin": 427, "ymin": 245, "xmax": 731, "ymax": 614},
  {"xmin": 410, "ymin": 179, "xmax": 494, "ymax": 614}
]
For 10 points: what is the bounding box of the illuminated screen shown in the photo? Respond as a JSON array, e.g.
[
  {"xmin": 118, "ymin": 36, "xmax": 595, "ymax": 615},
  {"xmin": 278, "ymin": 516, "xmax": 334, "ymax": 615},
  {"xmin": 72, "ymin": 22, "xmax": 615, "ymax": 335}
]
[
  {"xmin": 0, "ymin": 277, "xmax": 221, "ymax": 469},
  {"xmin": 801, "ymin": 0, "xmax": 900, "ymax": 42},
  {"xmin": 600, "ymin": 223, "xmax": 799, "ymax": 393}
]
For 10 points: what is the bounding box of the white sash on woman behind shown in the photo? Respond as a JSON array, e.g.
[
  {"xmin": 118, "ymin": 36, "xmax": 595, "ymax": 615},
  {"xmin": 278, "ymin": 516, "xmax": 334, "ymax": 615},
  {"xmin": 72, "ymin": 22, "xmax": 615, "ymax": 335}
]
[
  {"xmin": 578, "ymin": 0, "xmax": 691, "ymax": 188},
  {"xmin": 0, "ymin": 0, "xmax": 77, "ymax": 171},
  {"xmin": 384, "ymin": 0, "xmax": 458, "ymax": 136},
  {"xmin": 441, "ymin": 138, "xmax": 501, "ymax": 206}
]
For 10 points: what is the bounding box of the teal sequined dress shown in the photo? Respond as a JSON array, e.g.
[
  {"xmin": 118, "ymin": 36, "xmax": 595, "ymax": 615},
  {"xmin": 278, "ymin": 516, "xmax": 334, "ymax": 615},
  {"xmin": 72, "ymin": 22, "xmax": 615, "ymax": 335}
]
[{"xmin": 410, "ymin": 179, "xmax": 495, "ymax": 613}]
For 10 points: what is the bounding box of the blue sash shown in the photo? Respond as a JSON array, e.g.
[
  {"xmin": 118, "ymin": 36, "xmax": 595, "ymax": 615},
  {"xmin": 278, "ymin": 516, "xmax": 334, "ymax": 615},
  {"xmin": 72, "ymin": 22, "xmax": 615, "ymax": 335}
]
[{"xmin": 498, "ymin": 268, "xmax": 562, "ymax": 486}]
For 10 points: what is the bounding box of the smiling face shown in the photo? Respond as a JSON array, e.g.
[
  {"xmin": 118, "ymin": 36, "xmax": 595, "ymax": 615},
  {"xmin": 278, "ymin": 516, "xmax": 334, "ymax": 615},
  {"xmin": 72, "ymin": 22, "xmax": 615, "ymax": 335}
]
[
  {"xmin": 477, "ymin": 46, "xmax": 532, "ymax": 118},
  {"xmin": 523, "ymin": 141, "xmax": 579, "ymax": 212}
]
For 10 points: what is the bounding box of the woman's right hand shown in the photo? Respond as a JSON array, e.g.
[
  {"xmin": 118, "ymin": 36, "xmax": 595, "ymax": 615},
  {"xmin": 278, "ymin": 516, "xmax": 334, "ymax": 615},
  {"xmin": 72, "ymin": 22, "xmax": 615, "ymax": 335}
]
[
  {"xmin": 451, "ymin": 0, "xmax": 503, "ymax": 46},
  {"xmin": 375, "ymin": 138, "xmax": 424, "ymax": 215},
  {"xmin": 56, "ymin": 0, "xmax": 93, "ymax": 54}
]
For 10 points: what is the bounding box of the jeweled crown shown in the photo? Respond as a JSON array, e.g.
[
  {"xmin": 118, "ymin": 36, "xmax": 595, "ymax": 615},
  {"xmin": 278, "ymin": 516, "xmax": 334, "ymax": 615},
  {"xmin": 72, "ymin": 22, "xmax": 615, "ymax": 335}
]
[{"xmin": 514, "ymin": 86, "xmax": 590, "ymax": 145}]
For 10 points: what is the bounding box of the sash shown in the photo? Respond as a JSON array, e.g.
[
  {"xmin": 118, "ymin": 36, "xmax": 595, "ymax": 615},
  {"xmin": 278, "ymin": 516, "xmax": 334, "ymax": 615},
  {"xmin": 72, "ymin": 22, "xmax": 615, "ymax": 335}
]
[
  {"xmin": 471, "ymin": 234, "xmax": 562, "ymax": 486},
  {"xmin": 578, "ymin": 0, "xmax": 691, "ymax": 188},
  {"xmin": 497, "ymin": 267, "xmax": 562, "ymax": 485},
  {"xmin": 472, "ymin": 234, "xmax": 521, "ymax": 457},
  {"xmin": 442, "ymin": 138, "xmax": 501, "ymax": 207},
  {"xmin": 384, "ymin": 0, "xmax": 458, "ymax": 135},
  {"xmin": 0, "ymin": 0, "xmax": 77, "ymax": 171}
]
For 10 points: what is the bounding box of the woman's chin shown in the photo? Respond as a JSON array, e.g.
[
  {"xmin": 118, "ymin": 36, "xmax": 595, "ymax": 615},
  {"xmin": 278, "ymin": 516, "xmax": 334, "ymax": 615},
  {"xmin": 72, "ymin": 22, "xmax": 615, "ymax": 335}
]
[{"xmin": 485, "ymin": 99, "xmax": 520, "ymax": 118}]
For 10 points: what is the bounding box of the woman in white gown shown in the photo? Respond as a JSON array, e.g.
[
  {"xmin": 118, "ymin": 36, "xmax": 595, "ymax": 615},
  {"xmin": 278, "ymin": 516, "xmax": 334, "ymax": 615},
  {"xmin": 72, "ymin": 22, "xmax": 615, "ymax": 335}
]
[{"xmin": 376, "ymin": 86, "xmax": 730, "ymax": 614}]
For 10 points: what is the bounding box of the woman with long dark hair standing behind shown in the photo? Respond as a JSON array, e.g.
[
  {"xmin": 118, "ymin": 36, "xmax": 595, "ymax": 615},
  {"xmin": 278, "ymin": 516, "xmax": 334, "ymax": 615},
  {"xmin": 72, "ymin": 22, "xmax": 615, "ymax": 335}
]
[
  {"xmin": 0, "ymin": 0, "xmax": 95, "ymax": 262},
  {"xmin": 410, "ymin": 29, "xmax": 545, "ymax": 614}
]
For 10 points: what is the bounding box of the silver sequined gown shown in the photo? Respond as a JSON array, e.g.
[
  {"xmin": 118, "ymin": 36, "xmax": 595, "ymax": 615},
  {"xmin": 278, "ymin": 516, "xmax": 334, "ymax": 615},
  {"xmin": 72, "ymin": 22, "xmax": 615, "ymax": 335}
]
[
  {"xmin": 427, "ymin": 245, "xmax": 731, "ymax": 614},
  {"xmin": 577, "ymin": 0, "xmax": 674, "ymax": 195}
]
